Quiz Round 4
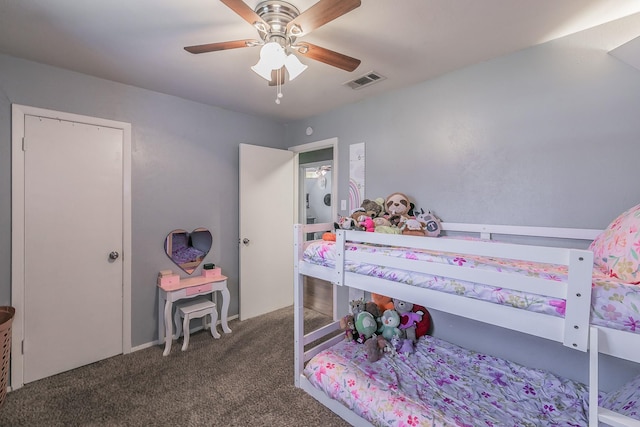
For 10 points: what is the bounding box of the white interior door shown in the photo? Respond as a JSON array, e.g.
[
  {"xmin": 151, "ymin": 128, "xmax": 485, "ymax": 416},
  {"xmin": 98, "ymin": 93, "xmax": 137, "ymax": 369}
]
[
  {"xmin": 239, "ymin": 143, "xmax": 294, "ymax": 320},
  {"xmin": 22, "ymin": 115, "xmax": 124, "ymax": 383}
]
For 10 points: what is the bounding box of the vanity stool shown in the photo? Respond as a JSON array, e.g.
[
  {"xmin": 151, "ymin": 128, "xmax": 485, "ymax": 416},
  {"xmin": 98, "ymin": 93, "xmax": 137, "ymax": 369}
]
[{"xmin": 173, "ymin": 298, "xmax": 221, "ymax": 351}]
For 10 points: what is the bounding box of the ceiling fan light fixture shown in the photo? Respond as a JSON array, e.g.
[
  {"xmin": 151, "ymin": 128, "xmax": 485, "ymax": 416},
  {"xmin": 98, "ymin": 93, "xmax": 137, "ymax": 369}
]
[
  {"xmin": 260, "ymin": 41, "xmax": 286, "ymax": 68},
  {"xmin": 284, "ymin": 53, "xmax": 307, "ymax": 80},
  {"xmin": 251, "ymin": 41, "xmax": 286, "ymax": 81},
  {"xmin": 251, "ymin": 60, "xmax": 275, "ymax": 81}
]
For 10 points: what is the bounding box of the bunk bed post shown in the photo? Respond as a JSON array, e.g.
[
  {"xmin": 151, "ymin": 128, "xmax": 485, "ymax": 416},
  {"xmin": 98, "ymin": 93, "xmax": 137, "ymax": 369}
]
[
  {"xmin": 563, "ymin": 249, "xmax": 593, "ymax": 351},
  {"xmin": 335, "ymin": 230, "xmax": 345, "ymax": 286},
  {"xmin": 589, "ymin": 326, "xmax": 599, "ymax": 427},
  {"xmin": 333, "ymin": 283, "xmax": 349, "ymax": 321},
  {"xmin": 293, "ymin": 224, "xmax": 305, "ymax": 387}
]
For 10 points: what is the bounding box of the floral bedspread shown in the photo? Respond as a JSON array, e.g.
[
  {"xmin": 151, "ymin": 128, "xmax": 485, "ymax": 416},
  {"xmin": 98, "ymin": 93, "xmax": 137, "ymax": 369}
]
[
  {"xmin": 302, "ymin": 240, "xmax": 640, "ymax": 334},
  {"xmin": 304, "ymin": 335, "xmax": 590, "ymax": 427}
]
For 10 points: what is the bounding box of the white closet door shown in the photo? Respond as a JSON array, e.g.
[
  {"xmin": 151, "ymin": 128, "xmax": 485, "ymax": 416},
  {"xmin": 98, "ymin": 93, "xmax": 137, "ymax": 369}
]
[{"xmin": 23, "ymin": 115, "xmax": 124, "ymax": 383}]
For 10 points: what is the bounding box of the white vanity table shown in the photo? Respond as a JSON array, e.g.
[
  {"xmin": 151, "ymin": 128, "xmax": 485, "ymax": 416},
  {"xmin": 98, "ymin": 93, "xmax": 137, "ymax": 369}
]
[{"xmin": 158, "ymin": 274, "xmax": 231, "ymax": 356}]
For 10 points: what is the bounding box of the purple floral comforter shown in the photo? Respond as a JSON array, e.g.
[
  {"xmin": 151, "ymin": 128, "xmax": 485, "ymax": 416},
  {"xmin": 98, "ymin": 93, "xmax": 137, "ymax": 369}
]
[
  {"xmin": 304, "ymin": 335, "xmax": 591, "ymax": 426},
  {"xmin": 302, "ymin": 240, "xmax": 640, "ymax": 334}
]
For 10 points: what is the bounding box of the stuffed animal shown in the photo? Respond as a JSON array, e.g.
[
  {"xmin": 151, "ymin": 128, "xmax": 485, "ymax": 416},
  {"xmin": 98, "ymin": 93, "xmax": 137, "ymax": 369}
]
[
  {"xmin": 355, "ymin": 311, "xmax": 377, "ymax": 342},
  {"xmin": 349, "ymin": 298, "xmax": 380, "ymax": 318},
  {"xmin": 359, "ymin": 216, "xmax": 375, "ymax": 232},
  {"xmin": 351, "ymin": 299, "xmax": 378, "ymax": 341},
  {"xmin": 378, "ymin": 309, "xmax": 402, "ymax": 340},
  {"xmin": 399, "ymin": 338, "xmax": 415, "ymax": 354},
  {"xmin": 401, "ymin": 218, "xmax": 426, "ymax": 237},
  {"xmin": 339, "ymin": 314, "xmax": 358, "ymax": 342},
  {"xmin": 393, "ymin": 299, "xmax": 424, "ymax": 342},
  {"xmin": 335, "ymin": 216, "xmax": 357, "ymax": 230},
  {"xmin": 373, "ymin": 216, "xmax": 391, "ymax": 227},
  {"xmin": 322, "ymin": 232, "xmax": 336, "ymax": 241},
  {"xmin": 350, "ymin": 298, "xmax": 366, "ymax": 317},
  {"xmin": 412, "ymin": 304, "xmax": 432, "ymax": 339},
  {"xmin": 365, "ymin": 301, "xmax": 381, "ymax": 318},
  {"xmin": 385, "ymin": 192, "xmax": 414, "ymax": 218},
  {"xmin": 364, "ymin": 335, "xmax": 388, "ymax": 362},
  {"xmin": 372, "ymin": 293, "xmax": 394, "ymax": 312},
  {"xmin": 360, "ymin": 198, "xmax": 385, "ymax": 219},
  {"xmin": 387, "ymin": 214, "xmax": 404, "ymax": 228},
  {"xmin": 349, "ymin": 208, "xmax": 369, "ymax": 224},
  {"xmin": 375, "ymin": 225, "xmax": 402, "ymax": 234},
  {"xmin": 373, "ymin": 216, "xmax": 400, "ymax": 234},
  {"xmin": 415, "ymin": 208, "xmax": 442, "ymax": 237}
]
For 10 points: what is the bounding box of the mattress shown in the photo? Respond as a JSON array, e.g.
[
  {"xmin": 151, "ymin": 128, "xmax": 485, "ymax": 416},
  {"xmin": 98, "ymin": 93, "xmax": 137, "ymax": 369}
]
[
  {"xmin": 302, "ymin": 240, "xmax": 640, "ymax": 334},
  {"xmin": 304, "ymin": 335, "xmax": 591, "ymax": 426}
]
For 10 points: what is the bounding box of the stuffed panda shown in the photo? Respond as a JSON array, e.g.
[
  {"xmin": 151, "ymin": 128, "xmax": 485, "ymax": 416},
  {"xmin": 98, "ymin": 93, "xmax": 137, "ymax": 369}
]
[
  {"xmin": 384, "ymin": 192, "xmax": 415, "ymax": 228},
  {"xmin": 384, "ymin": 192, "xmax": 414, "ymax": 217}
]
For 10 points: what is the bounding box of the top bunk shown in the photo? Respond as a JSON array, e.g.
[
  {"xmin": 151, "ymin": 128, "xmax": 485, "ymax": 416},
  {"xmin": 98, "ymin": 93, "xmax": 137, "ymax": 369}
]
[
  {"xmin": 294, "ymin": 214, "xmax": 640, "ymax": 362},
  {"xmin": 295, "ymin": 221, "xmax": 594, "ymax": 351}
]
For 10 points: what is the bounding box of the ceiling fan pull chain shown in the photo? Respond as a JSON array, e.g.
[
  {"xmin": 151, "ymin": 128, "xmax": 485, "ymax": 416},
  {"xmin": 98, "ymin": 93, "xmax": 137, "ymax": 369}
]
[{"xmin": 275, "ymin": 67, "xmax": 283, "ymax": 104}]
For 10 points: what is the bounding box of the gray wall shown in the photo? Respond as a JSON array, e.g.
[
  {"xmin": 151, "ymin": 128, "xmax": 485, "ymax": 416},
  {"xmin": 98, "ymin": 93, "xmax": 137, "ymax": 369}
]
[
  {"xmin": 0, "ymin": 54, "xmax": 286, "ymax": 347},
  {"xmin": 286, "ymin": 40, "xmax": 640, "ymax": 230},
  {"xmin": 286, "ymin": 30, "xmax": 640, "ymax": 387}
]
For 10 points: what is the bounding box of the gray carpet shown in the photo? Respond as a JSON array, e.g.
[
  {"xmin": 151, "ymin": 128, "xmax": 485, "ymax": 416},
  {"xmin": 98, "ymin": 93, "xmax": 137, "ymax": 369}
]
[{"xmin": 1, "ymin": 306, "xmax": 351, "ymax": 426}]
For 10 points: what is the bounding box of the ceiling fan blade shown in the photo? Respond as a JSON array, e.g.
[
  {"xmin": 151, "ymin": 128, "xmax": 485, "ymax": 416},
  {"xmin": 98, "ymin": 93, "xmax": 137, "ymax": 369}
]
[
  {"xmin": 268, "ymin": 67, "xmax": 286, "ymax": 86},
  {"xmin": 220, "ymin": 0, "xmax": 268, "ymax": 29},
  {"xmin": 297, "ymin": 43, "xmax": 360, "ymax": 72},
  {"xmin": 287, "ymin": 0, "xmax": 361, "ymax": 37},
  {"xmin": 184, "ymin": 39, "xmax": 259, "ymax": 54}
]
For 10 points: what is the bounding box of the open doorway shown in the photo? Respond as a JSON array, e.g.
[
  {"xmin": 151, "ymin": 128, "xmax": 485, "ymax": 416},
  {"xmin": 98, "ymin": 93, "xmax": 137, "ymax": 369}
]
[
  {"xmin": 293, "ymin": 142, "xmax": 336, "ymax": 318},
  {"xmin": 299, "ymin": 160, "xmax": 332, "ymax": 241}
]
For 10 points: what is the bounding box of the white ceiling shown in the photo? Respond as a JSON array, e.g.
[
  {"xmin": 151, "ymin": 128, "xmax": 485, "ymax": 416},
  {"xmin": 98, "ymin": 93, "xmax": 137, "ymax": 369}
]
[{"xmin": 1, "ymin": 0, "xmax": 640, "ymax": 122}]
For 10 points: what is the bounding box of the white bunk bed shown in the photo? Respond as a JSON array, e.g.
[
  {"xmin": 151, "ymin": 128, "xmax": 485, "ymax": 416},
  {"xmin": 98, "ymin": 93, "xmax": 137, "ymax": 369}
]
[{"xmin": 293, "ymin": 221, "xmax": 640, "ymax": 427}]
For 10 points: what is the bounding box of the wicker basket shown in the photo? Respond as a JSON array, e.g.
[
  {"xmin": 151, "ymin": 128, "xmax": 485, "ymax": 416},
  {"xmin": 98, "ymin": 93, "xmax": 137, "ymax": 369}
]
[{"xmin": 0, "ymin": 306, "xmax": 15, "ymax": 408}]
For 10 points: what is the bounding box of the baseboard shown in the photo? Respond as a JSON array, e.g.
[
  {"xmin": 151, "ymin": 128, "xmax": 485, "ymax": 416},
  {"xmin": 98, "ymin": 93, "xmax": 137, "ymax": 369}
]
[{"xmin": 131, "ymin": 314, "xmax": 238, "ymax": 353}]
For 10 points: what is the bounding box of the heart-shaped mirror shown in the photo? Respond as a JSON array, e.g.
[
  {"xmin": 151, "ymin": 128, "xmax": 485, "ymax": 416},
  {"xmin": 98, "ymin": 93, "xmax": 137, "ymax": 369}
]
[{"xmin": 164, "ymin": 228, "xmax": 212, "ymax": 275}]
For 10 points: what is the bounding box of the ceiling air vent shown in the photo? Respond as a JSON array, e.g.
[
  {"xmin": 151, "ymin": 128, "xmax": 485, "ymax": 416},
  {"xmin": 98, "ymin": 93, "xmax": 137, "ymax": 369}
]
[{"xmin": 344, "ymin": 71, "xmax": 386, "ymax": 90}]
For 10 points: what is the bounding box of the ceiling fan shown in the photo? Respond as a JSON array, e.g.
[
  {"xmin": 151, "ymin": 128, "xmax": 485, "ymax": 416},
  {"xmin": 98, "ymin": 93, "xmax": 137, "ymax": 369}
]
[{"xmin": 184, "ymin": 0, "xmax": 362, "ymax": 90}]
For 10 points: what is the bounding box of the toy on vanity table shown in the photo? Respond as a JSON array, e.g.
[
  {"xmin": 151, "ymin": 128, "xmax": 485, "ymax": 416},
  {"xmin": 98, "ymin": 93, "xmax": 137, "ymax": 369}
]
[
  {"xmin": 201, "ymin": 263, "xmax": 222, "ymax": 278},
  {"xmin": 157, "ymin": 264, "xmax": 231, "ymax": 356}
]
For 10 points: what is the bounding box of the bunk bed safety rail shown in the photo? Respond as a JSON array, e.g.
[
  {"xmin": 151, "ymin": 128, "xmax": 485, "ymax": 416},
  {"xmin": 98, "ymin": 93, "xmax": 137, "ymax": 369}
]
[
  {"xmin": 340, "ymin": 227, "xmax": 590, "ymax": 265},
  {"xmin": 442, "ymin": 222, "xmax": 602, "ymax": 241},
  {"xmin": 335, "ymin": 228, "xmax": 594, "ymax": 351}
]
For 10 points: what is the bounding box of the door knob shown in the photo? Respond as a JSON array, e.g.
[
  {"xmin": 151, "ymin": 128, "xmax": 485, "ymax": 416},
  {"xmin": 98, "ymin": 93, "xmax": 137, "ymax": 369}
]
[
  {"xmin": 109, "ymin": 251, "xmax": 120, "ymax": 260},
  {"xmin": 242, "ymin": 238, "xmax": 250, "ymax": 245}
]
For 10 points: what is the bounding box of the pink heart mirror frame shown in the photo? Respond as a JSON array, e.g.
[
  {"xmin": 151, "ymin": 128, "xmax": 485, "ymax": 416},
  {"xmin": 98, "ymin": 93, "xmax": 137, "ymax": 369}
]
[{"xmin": 164, "ymin": 228, "xmax": 212, "ymax": 275}]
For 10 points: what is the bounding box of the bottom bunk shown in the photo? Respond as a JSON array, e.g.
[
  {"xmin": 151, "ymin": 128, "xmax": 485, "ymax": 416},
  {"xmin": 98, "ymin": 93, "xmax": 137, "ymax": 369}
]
[
  {"xmin": 304, "ymin": 333, "xmax": 591, "ymax": 426},
  {"xmin": 300, "ymin": 331, "xmax": 640, "ymax": 427}
]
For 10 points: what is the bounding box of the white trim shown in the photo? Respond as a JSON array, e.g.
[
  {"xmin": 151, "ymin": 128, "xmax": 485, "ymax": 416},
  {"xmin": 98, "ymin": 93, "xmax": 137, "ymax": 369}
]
[
  {"xmin": 10, "ymin": 104, "xmax": 132, "ymax": 389},
  {"xmin": 130, "ymin": 314, "xmax": 239, "ymax": 353},
  {"xmin": 289, "ymin": 138, "xmax": 338, "ymax": 226}
]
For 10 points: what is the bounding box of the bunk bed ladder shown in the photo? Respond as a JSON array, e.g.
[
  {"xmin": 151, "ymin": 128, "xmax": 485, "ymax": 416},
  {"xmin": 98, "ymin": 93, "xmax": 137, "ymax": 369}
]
[
  {"xmin": 589, "ymin": 326, "xmax": 640, "ymax": 427},
  {"xmin": 293, "ymin": 224, "xmax": 305, "ymax": 387}
]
